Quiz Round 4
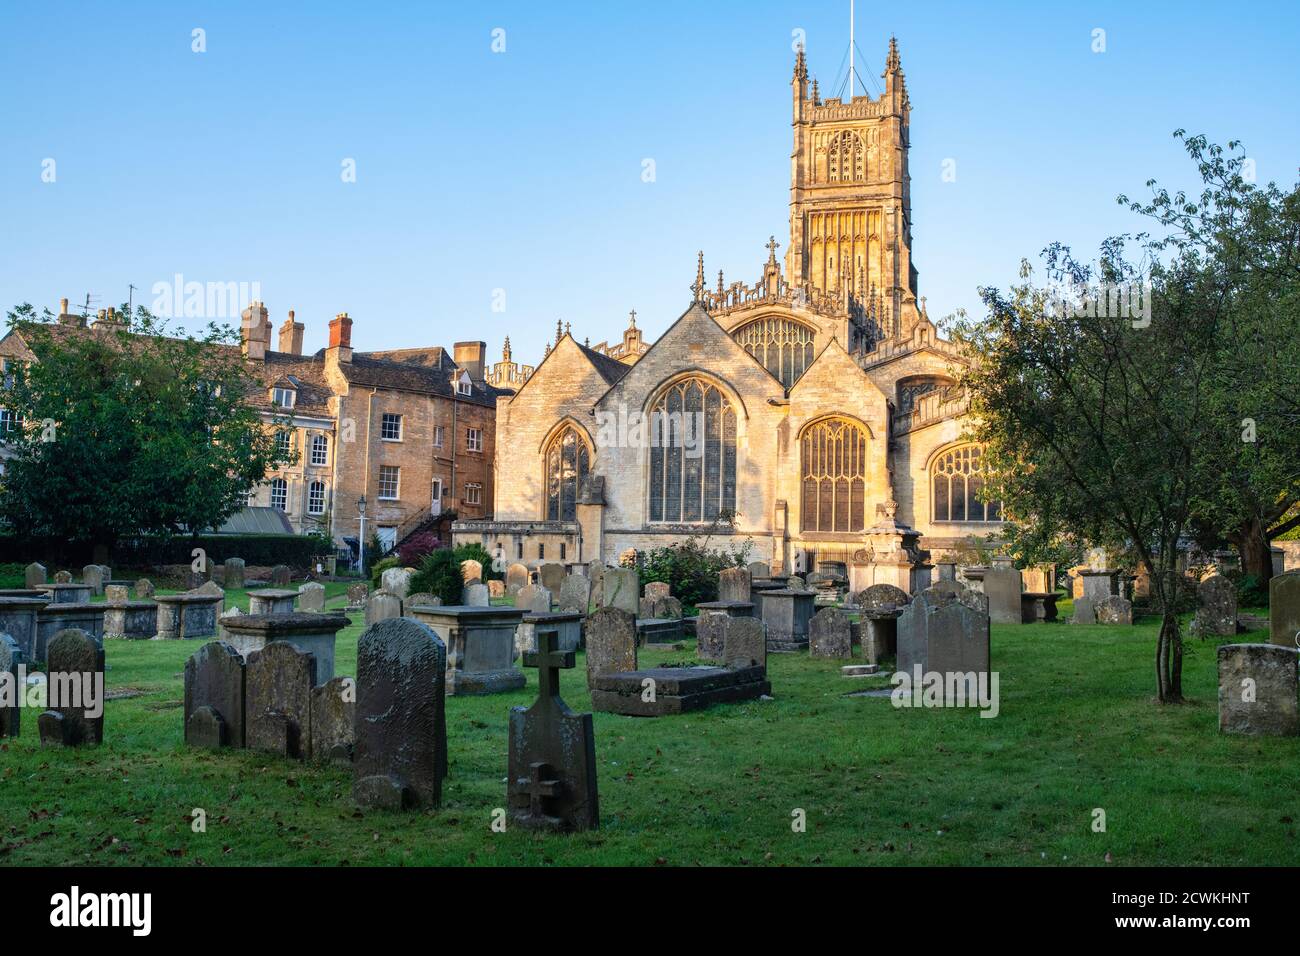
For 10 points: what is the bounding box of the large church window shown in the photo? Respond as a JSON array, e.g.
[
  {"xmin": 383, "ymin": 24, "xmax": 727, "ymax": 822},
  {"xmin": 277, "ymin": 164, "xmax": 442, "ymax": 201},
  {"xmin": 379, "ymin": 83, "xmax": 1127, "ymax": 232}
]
[
  {"xmin": 827, "ymin": 130, "xmax": 865, "ymax": 183},
  {"xmin": 932, "ymin": 444, "xmax": 1002, "ymax": 523},
  {"xmin": 648, "ymin": 378, "xmax": 736, "ymax": 523},
  {"xmin": 732, "ymin": 317, "xmax": 816, "ymax": 388},
  {"xmin": 545, "ymin": 426, "xmax": 590, "ymax": 521},
  {"xmin": 800, "ymin": 418, "xmax": 868, "ymax": 533}
]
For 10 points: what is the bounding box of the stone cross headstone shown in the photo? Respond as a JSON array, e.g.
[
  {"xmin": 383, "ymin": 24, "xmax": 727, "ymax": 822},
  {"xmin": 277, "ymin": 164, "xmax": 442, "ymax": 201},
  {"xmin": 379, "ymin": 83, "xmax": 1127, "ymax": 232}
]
[
  {"xmin": 246, "ymin": 641, "xmax": 317, "ymax": 759},
  {"xmin": 25, "ymin": 563, "xmax": 46, "ymax": 588},
  {"xmin": 1193, "ymin": 575, "xmax": 1238, "ymax": 638},
  {"xmin": 365, "ymin": 590, "xmax": 403, "ymax": 626},
  {"xmin": 508, "ymin": 627, "xmax": 599, "ymax": 831},
  {"xmin": 224, "ymin": 557, "xmax": 246, "ymax": 590},
  {"xmin": 723, "ymin": 616, "xmax": 767, "ymax": 671},
  {"xmin": 39, "ymin": 628, "xmax": 104, "ymax": 746},
  {"xmin": 0, "ymin": 633, "xmax": 23, "ymax": 738},
  {"xmin": 298, "ymin": 582, "xmax": 326, "ymax": 613},
  {"xmin": 460, "ymin": 559, "xmax": 483, "ymax": 584},
  {"xmin": 719, "ymin": 567, "xmax": 752, "ymax": 604},
  {"xmin": 1218, "ymin": 643, "xmax": 1299, "ymax": 736},
  {"xmin": 184, "ymin": 641, "xmax": 246, "ymax": 748},
  {"xmin": 517, "ymin": 583, "xmax": 552, "ymax": 615},
  {"xmin": 558, "ymin": 574, "xmax": 591, "ymax": 613},
  {"xmin": 134, "ymin": 578, "xmax": 155, "ymax": 599},
  {"xmin": 270, "ymin": 565, "xmax": 292, "ymax": 586},
  {"xmin": 809, "ymin": 607, "xmax": 852, "ymax": 659},
  {"xmin": 585, "ymin": 607, "xmax": 637, "ymax": 685},
  {"xmin": 353, "ymin": 618, "xmax": 447, "ymax": 809},
  {"xmin": 539, "ymin": 563, "xmax": 565, "ymax": 594},
  {"xmin": 1095, "ymin": 595, "xmax": 1133, "ymax": 626},
  {"xmin": 601, "ymin": 567, "xmax": 639, "ymax": 615},
  {"xmin": 506, "ymin": 563, "xmax": 530, "ymax": 595},
  {"xmin": 1268, "ymin": 571, "xmax": 1300, "ymax": 648},
  {"xmin": 311, "ymin": 675, "xmax": 356, "ymax": 765},
  {"xmin": 982, "ymin": 567, "xmax": 1023, "ymax": 625}
]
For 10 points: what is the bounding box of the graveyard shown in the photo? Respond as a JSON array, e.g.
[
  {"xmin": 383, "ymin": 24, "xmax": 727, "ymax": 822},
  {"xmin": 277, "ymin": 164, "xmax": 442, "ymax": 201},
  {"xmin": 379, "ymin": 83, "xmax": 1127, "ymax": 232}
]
[{"xmin": 2, "ymin": 576, "xmax": 1297, "ymax": 867}]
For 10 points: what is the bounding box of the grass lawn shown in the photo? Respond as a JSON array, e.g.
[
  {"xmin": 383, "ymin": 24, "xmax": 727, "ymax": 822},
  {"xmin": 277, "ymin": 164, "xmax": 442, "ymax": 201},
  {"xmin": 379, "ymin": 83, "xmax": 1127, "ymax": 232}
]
[{"xmin": 2, "ymin": 591, "xmax": 1297, "ymax": 867}]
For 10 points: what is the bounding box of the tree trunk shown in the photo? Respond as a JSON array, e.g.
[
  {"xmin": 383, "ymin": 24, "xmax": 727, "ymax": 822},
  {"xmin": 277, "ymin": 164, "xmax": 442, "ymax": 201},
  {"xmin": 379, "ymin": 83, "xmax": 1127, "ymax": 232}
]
[{"xmin": 1230, "ymin": 516, "xmax": 1276, "ymax": 584}]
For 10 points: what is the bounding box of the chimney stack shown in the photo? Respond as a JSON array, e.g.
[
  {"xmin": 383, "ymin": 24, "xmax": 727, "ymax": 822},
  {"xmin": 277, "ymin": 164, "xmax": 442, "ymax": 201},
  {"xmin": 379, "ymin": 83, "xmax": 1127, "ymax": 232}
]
[
  {"xmin": 327, "ymin": 312, "xmax": 353, "ymax": 364},
  {"xmin": 278, "ymin": 309, "xmax": 305, "ymax": 355},
  {"xmin": 240, "ymin": 301, "xmax": 271, "ymax": 361},
  {"xmin": 454, "ymin": 341, "xmax": 486, "ymax": 382}
]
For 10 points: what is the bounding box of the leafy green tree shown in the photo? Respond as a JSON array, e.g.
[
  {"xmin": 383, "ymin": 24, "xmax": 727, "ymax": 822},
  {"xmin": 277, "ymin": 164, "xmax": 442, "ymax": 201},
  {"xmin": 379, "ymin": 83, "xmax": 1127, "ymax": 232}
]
[{"xmin": 0, "ymin": 303, "xmax": 293, "ymax": 552}]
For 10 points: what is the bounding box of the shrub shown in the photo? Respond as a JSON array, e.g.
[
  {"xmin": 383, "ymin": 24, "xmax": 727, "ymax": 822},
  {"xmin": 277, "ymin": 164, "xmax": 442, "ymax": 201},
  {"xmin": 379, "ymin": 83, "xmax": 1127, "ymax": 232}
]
[
  {"xmin": 410, "ymin": 549, "xmax": 465, "ymax": 605},
  {"xmin": 370, "ymin": 555, "xmax": 402, "ymax": 590},
  {"xmin": 453, "ymin": 542, "xmax": 502, "ymax": 581},
  {"xmin": 639, "ymin": 538, "xmax": 747, "ymax": 609},
  {"xmin": 398, "ymin": 532, "xmax": 440, "ymax": 567}
]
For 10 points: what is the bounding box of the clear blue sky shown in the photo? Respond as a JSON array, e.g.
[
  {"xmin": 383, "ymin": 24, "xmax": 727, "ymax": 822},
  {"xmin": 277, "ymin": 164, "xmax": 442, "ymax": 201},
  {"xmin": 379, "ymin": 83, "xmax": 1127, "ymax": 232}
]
[{"xmin": 2, "ymin": 1, "xmax": 1297, "ymax": 364}]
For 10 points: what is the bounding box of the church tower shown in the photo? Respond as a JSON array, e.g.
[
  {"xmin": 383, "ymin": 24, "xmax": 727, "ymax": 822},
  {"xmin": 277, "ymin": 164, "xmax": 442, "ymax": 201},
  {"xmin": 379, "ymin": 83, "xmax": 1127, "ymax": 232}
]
[{"xmin": 788, "ymin": 38, "xmax": 919, "ymax": 339}]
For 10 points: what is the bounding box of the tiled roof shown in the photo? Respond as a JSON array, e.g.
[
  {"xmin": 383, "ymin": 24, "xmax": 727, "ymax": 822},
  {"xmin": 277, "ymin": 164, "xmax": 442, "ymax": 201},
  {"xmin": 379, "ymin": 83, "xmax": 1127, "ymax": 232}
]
[
  {"xmin": 576, "ymin": 340, "xmax": 631, "ymax": 385},
  {"xmin": 336, "ymin": 350, "xmax": 504, "ymax": 408}
]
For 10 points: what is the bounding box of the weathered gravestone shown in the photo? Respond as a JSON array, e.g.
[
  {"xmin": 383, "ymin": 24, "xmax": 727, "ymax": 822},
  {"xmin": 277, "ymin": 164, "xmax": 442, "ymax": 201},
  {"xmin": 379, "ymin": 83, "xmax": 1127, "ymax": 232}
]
[
  {"xmin": 1095, "ymin": 595, "xmax": 1133, "ymax": 626},
  {"xmin": 311, "ymin": 676, "xmax": 355, "ymax": 765},
  {"xmin": 1268, "ymin": 571, "xmax": 1300, "ymax": 648},
  {"xmin": 809, "ymin": 607, "xmax": 852, "ymax": 659},
  {"xmin": 643, "ymin": 581, "xmax": 671, "ymax": 602},
  {"xmin": 896, "ymin": 588, "xmax": 990, "ymax": 701},
  {"xmin": 104, "ymin": 584, "xmax": 130, "ymax": 604},
  {"xmin": 25, "ymin": 563, "xmax": 46, "ymax": 588},
  {"xmin": 746, "ymin": 561, "xmax": 771, "ymax": 579},
  {"xmin": 187, "ymin": 557, "xmax": 212, "ymax": 589},
  {"xmin": 1217, "ymin": 643, "xmax": 1299, "ymax": 736},
  {"xmin": 184, "ymin": 641, "xmax": 246, "ymax": 748},
  {"xmin": 365, "ymin": 590, "xmax": 403, "ymax": 626},
  {"xmin": 460, "ymin": 559, "xmax": 483, "ymax": 584},
  {"xmin": 508, "ymin": 627, "xmax": 599, "ymax": 831},
  {"xmin": 856, "ymin": 583, "xmax": 911, "ymax": 609},
  {"xmin": 39, "ymin": 628, "xmax": 104, "ymax": 747},
  {"xmin": 270, "ymin": 565, "xmax": 291, "ymax": 586},
  {"xmin": 982, "ymin": 567, "xmax": 1023, "ymax": 625},
  {"xmin": 505, "ymin": 563, "xmax": 530, "ymax": 596},
  {"xmin": 639, "ymin": 594, "xmax": 683, "ymax": 621},
  {"xmin": 719, "ymin": 567, "xmax": 752, "ymax": 604},
  {"xmin": 223, "ymin": 557, "xmax": 245, "ymax": 590},
  {"xmin": 54, "ymin": 570, "xmax": 72, "ymax": 584},
  {"xmin": 134, "ymin": 578, "xmax": 155, "ymax": 599},
  {"xmin": 82, "ymin": 565, "xmax": 108, "ymax": 596},
  {"xmin": 558, "ymin": 574, "xmax": 591, "ymax": 613},
  {"xmin": 694, "ymin": 601, "xmax": 753, "ymax": 662},
  {"xmin": 346, "ymin": 582, "xmax": 369, "ymax": 607},
  {"xmin": 353, "ymin": 618, "xmax": 447, "ymax": 809},
  {"xmin": 1193, "ymin": 575, "xmax": 1238, "ymax": 638},
  {"xmin": 461, "ymin": 583, "xmax": 490, "ymax": 607},
  {"xmin": 381, "ymin": 567, "xmax": 415, "ymax": 601},
  {"xmin": 601, "ymin": 567, "xmax": 639, "ymax": 615},
  {"xmin": 245, "ymin": 641, "xmax": 316, "ymax": 759},
  {"xmin": 0, "ymin": 633, "xmax": 23, "ymax": 738},
  {"xmin": 488, "ymin": 580, "xmax": 505, "ymax": 599},
  {"xmin": 585, "ymin": 607, "xmax": 637, "ymax": 685},
  {"xmin": 1072, "ymin": 597, "xmax": 1096, "ymax": 624},
  {"xmin": 403, "ymin": 592, "xmax": 438, "ymax": 611},
  {"xmin": 722, "ymin": 616, "xmax": 768, "ymax": 671},
  {"xmin": 517, "ymin": 583, "xmax": 552, "ymax": 614},
  {"xmin": 539, "ymin": 563, "xmax": 565, "ymax": 594},
  {"xmin": 298, "ymin": 582, "xmax": 326, "ymax": 613}
]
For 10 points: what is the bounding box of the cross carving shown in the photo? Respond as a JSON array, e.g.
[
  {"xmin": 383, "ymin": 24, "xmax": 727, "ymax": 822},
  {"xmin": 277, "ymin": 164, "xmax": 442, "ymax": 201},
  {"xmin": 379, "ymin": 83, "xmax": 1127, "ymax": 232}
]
[
  {"xmin": 522, "ymin": 627, "xmax": 575, "ymax": 701},
  {"xmin": 766, "ymin": 235, "xmax": 780, "ymax": 259},
  {"xmin": 517, "ymin": 761, "xmax": 562, "ymax": 819}
]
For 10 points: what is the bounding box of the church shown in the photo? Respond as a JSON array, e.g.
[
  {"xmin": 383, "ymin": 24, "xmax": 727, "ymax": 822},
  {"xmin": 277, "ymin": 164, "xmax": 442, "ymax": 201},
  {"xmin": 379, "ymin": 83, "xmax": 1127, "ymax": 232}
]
[{"xmin": 455, "ymin": 39, "xmax": 1003, "ymax": 593}]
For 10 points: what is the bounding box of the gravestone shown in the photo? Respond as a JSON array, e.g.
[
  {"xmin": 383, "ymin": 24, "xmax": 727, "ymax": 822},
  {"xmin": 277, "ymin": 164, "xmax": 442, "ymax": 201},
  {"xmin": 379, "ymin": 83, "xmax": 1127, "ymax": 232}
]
[
  {"xmin": 311, "ymin": 676, "xmax": 355, "ymax": 765},
  {"xmin": 248, "ymin": 588, "xmax": 296, "ymax": 616},
  {"xmin": 1095, "ymin": 595, "xmax": 1133, "ymax": 626},
  {"xmin": 896, "ymin": 588, "xmax": 990, "ymax": 698},
  {"xmin": 1268, "ymin": 571, "xmax": 1300, "ymax": 648},
  {"xmin": 184, "ymin": 641, "xmax": 246, "ymax": 748},
  {"xmin": 405, "ymin": 592, "xmax": 441, "ymax": 610},
  {"xmin": 0, "ymin": 633, "xmax": 23, "ymax": 738},
  {"xmin": 54, "ymin": 570, "xmax": 72, "ymax": 584},
  {"xmin": 224, "ymin": 557, "xmax": 246, "ymax": 590},
  {"xmin": 298, "ymin": 582, "xmax": 326, "ymax": 613},
  {"xmin": 1071, "ymin": 597, "xmax": 1096, "ymax": 624},
  {"xmin": 585, "ymin": 607, "xmax": 637, "ymax": 685},
  {"xmin": 460, "ymin": 559, "xmax": 483, "ymax": 584},
  {"xmin": 25, "ymin": 563, "xmax": 46, "ymax": 588},
  {"xmin": 346, "ymin": 582, "xmax": 369, "ymax": 607},
  {"xmin": 787, "ymin": 575, "xmax": 805, "ymax": 590},
  {"xmin": 40, "ymin": 628, "xmax": 104, "ymax": 746},
  {"xmin": 747, "ymin": 561, "xmax": 771, "ymax": 579},
  {"xmin": 408, "ymin": 606, "xmax": 526, "ymax": 695},
  {"xmin": 462, "ymin": 582, "xmax": 490, "ymax": 607},
  {"xmin": 104, "ymin": 584, "xmax": 130, "ymax": 604},
  {"xmin": 643, "ymin": 581, "xmax": 671, "ymax": 602},
  {"xmin": 381, "ymin": 567, "xmax": 415, "ymax": 601},
  {"xmin": 982, "ymin": 567, "xmax": 1023, "ymax": 626},
  {"xmin": 1217, "ymin": 643, "xmax": 1299, "ymax": 736},
  {"xmin": 488, "ymin": 580, "xmax": 505, "ymax": 599},
  {"xmin": 856, "ymin": 584, "xmax": 910, "ymax": 609},
  {"xmin": 640, "ymin": 594, "xmax": 683, "ymax": 621},
  {"xmin": 217, "ymin": 605, "xmax": 242, "ymax": 641},
  {"xmin": 221, "ymin": 611, "xmax": 349, "ymax": 683},
  {"xmin": 505, "ymin": 563, "xmax": 530, "ymax": 595},
  {"xmin": 245, "ymin": 641, "xmax": 316, "ymax": 759},
  {"xmin": 539, "ymin": 563, "xmax": 565, "ymax": 594},
  {"xmin": 723, "ymin": 616, "xmax": 767, "ymax": 671},
  {"xmin": 365, "ymin": 590, "xmax": 403, "ymax": 626},
  {"xmin": 809, "ymin": 608, "xmax": 852, "ymax": 659},
  {"xmin": 760, "ymin": 588, "xmax": 816, "ymax": 651},
  {"xmin": 82, "ymin": 565, "xmax": 108, "ymax": 596},
  {"xmin": 270, "ymin": 565, "xmax": 291, "ymax": 586},
  {"xmin": 719, "ymin": 567, "xmax": 752, "ymax": 604},
  {"xmin": 558, "ymin": 575, "xmax": 591, "ymax": 613},
  {"xmin": 188, "ymin": 557, "xmax": 212, "ymax": 589},
  {"xmin": 935, "ymin": 561, "xmax": 957, "ymax": 583},
  {"xmin": 508, "ymin": 627, "xmax": 599, "ymax": 831},
  {"xmin": 1193, "ymin": 575, "xmax": 1238, "ymax": 638},
  {"xmin": 353, "ymin": 618, "xmax": 447, "ymax": 809},
  {"xmin": 134, "ymin": 578, "xmax": 155, "ymax": 599},
  {"xmin": 517, "ymin": 584, "xmax": 552, "ymax": 615},
  {"xmin": 588, "ymin": 563, "xmax": 605, "ymax": 606},
  {"xmin": 601, "ymin": 568, "xmax": 639, "ymax": 615}
]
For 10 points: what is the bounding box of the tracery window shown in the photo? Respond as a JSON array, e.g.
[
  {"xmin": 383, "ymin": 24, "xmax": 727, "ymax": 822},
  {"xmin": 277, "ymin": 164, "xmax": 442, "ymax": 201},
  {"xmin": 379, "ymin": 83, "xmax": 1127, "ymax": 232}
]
[
  {"xmin": 932, "ymin": 445, "xmax": 1002, "ymax": 522},
  {"xmin": 545, "ymin": 426, "xmax": 590, "ymax": 521},
  {"xmin": 827, "ymin": 130, "xmax": 865, "ymax": 183},
  {"xmin": 800, "ymin": 418, "xmax": 868, "ymax": 533},
  {"xmin": 733, "ymin": 317, "xmax": 816, "ymax": 388},
  {"xmin": 648, "ymin": 378, "xmax": 736, "ymax": 523}
]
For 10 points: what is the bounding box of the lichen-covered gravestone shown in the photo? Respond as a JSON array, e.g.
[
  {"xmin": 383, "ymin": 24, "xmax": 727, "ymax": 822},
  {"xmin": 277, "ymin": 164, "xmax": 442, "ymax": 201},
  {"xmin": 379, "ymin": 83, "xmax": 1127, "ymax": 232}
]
[
  {"xmin": 184, "ymin": 641, "xmax": 246, "ymax": 748},
  {"xmin": 506, "ymin": 563, "xmax": 530, "ymax": 596},
  {"xmin": 25, "ymin": 563, "xmax": 46, "ymax": 588},
  {"xmin": 460, "ymin": 559, "xmax": 483, "ymax": 584},
  {"xmin": 1217, "ymin": 643, "xmax": 1299, "ymax": 736},
  {"xmin": 346, "ymin": 582, "xmax": 369, "ymax": 607},
  {"xmin": 1072, "ymin": 597, "xmax": 1096, "ymax": 625},
  {"xmin": 223, "ymin": 557, "xmax": 245, "ymax": 590},
  {"xmin": 982, "ymin": 567, "xmax": 1023, "ymax": 625},
  {"xmin": 1193, "ymin": 575, "xmax": 1238, "ymax": 638},
  {"xmin": 405, "ymin": 592, "xmax": 440, "ymax": 611},
  {"xmin": 719, "ymin": 567, "xmax": 752, "ymax": 604},
  {"xmin": 723, "ymin": 616, "xmax": 767, "ymax": 671},
  {"xmin": 1268, "ymin": 571, "xmax": 1300, "ymax": 648},
  {"xmin": 298, "ymin": 582, "xmax": 326, "ymax": 613},
  {"xmin": 585, "ymin": 607, "xmax": 637, "ymax": 686},
  {"xmin": 640, "ymin": 594, "xmax": 683, "ymax": 620},
  {"xmin": 517, "ymin": 583, "xmax": 552, "ymax": 615},
  {"xmin": 353, "ymin": 618, "xmax": 447, "ymax": 809},
  {"xmin": 558, "ymin": 575, "xmax": 591, "ymax": 613},
  {"xmin": 896, "ymin": 589, "xmax": 990, "ymax": 700},
  {"xmin": 39, "ymin": 628, "xmax": 104, "ymax": 747},
  {"xmin": 270, "ymin": 565, "xmax": 292, "ymax": 586},
  {"xmin": 508, "ymin": 627, "xmax": 599, "ymax": 831},
  {"xmin": 808, "ymin": 607, "xmax": 852, "ymax": 659},
  {"xmin": 601, "ymin": 568, "xmax": 639, "ymax": 615},
  {"xmin": 539, "ymin": 562, "xmax": 565, "ymax": 594},
  {"xmin": 381, "ymin": 567, "xmax": 415, "ymax": 601},
  {"xmin": 0, "ymin": 633, "xmax": 24, "ymax": 738},
  {"xmin": 461, "ymin": 583, "xmax": 489, "ymax": 607},
  {"xmin": 1094, "ymin": 595, "xmax": 1133, "ymax": 626},
  {"xmin": 643, "ymin": 581, "xmax": 671, "ymax": 602},
  {"xmin": 134, "ymin": 578, "xmax": 155, "ymax": 599},
  {"xmin": 365, "ymin": 590, "xmax": 402, "ymax": 626},
  {"xmin": 311, "ymin": 675, "xmax": 356, "ymax": 765},
  {"xmin": 245, "ymin": 641, "xmax": 317, "ymax": 759}
]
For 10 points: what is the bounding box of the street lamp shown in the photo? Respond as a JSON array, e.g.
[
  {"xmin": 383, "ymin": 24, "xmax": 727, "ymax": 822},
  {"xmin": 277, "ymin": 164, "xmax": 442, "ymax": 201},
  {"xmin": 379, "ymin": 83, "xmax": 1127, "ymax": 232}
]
[{"xmin": 357, "ymin": 495, "xmax": 368, "ymax": 573}]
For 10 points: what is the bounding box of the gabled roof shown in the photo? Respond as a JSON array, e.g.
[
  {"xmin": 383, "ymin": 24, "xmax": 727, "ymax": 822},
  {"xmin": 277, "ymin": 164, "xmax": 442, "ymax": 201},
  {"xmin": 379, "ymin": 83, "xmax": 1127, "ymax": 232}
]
[
  {"xmin": 575, "ymin": 339, "xmax": 632, "ymax": 385},
  {"xmin": 331, "ymin": 350, "xmax": 503, "ymax": 408}
]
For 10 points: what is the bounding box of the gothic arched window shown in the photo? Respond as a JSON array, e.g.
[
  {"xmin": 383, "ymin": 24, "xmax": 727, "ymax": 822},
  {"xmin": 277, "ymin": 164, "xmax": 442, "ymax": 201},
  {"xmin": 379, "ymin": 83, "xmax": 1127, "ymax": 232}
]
[
  {"xmin": 827, "ymin": 130, "xmax": 865, "ymax": 183},
  {"xmin": 800, "ymin": 417, "xmax": 868, "ymax": 533},
  {"xmin": 545, "ymin": 426, "xmax": 590, "ymax": 521},
  {"xmin": 932, "ymin": 444, "xmax": 1002, "ymax": 522},
  {"xmin": 732, "ymin": 317, "xmax": 816, "ymax": 388},
  {"xmin": 648, "ymin": 378, "xmax": 736, "ymax": 523}
]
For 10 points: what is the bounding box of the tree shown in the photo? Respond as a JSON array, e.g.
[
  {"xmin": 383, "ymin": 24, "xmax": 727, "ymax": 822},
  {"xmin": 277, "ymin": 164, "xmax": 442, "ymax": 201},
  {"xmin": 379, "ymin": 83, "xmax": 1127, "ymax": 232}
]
[{"xmin": 0, "ymin": 303, "xmax": 294, "ymax": 552}]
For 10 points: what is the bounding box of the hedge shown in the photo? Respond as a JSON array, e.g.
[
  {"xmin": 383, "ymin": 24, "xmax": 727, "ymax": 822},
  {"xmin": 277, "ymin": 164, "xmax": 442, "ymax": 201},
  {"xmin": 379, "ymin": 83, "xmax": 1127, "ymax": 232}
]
[{"xmin": 0, "ymin": 533, "xmax": 333, "ymax": 569}]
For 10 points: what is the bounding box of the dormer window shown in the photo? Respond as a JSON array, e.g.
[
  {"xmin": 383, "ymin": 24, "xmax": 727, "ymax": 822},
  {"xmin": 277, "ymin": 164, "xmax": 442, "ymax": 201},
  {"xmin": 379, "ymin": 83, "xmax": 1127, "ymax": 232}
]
[
  {"xmin": 272, "ymin": 386, "xmax": 296, "ymax": 409},
  {"xmin": 455, "ymin": 372, "xmax": 472, "ymax": 397}
]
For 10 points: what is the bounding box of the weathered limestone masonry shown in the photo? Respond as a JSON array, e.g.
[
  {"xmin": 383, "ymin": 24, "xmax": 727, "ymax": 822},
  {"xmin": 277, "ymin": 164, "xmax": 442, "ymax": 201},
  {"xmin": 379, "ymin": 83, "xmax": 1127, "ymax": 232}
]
[
  {"xmin": 1217, "ymin": 643, "xmax": 1299, "ymax": 736},
  {"xmin": 154, "ymin": 593, "xmax": 222, "ymax": 640},
  {"xmin": 408, "ymin": 605, "xmax": 526, "ymax": 695},
  {"xmin": 219, "ymin": 612, "xmax": 351, "ymax": 684},
  {"xmin": 0, "ymin": 596, "xmax": 49, "ymax": 662},
  {"xmin": 35, "ymin": 603, "xmax": 105, "ymax": 662}
]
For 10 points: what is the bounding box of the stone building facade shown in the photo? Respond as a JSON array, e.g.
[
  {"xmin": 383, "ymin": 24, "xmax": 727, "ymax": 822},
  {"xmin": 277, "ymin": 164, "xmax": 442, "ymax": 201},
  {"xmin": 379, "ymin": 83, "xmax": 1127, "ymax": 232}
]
[{"xmin": 454, "ymin": 39, "xmax": 1004, "ymax": 592}]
